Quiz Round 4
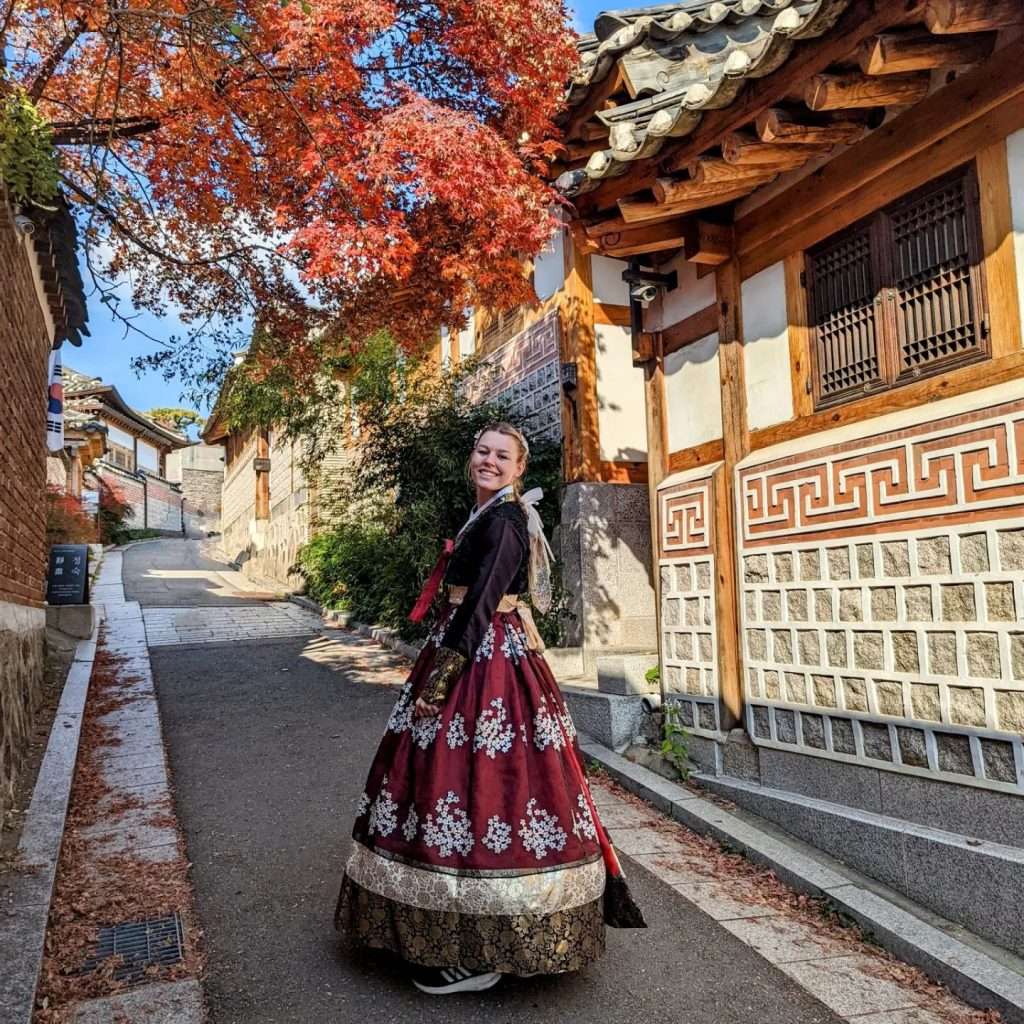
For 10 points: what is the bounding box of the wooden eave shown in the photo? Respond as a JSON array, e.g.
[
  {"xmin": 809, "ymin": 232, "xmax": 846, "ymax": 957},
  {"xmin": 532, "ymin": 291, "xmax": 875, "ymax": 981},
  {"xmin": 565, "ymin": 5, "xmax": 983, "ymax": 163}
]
[{"xmin": 554, "ymin": 0, "xmax": 1024, "ymax": 262}]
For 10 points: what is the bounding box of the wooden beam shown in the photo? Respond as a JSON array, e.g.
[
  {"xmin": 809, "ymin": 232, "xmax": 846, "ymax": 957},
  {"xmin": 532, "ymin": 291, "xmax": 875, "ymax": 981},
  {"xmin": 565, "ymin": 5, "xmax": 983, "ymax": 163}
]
[
  {"xmin": 667, "ymin": 438, "xmax": 725, "ymax": 474},
  {"xmin": 662, "ymin": 303, "xmax": 719, "ymax": 355},
  {"xmin": 737, "ymin": 46, "xmax": 1024, "ymax": 276},
  {"xmin": 924, "ymin": 0, "xmax": 1024, "ymax": 34},
  {"xmin": 582, "ymin": 215, "xmax": 693, "ymax": 257},
  {"xmin": 684, "ymin": 221, "xmax": 733, "ymax": 266},
  {"xmin": 686, "ymin": 157, "xmax": 782, "ymax": 186},
  {"xmin": 594, "ymin": 302, "xmax": 631, "ymax": 327},
  {"xmin": 722, "ymin": 133, "xmax": 831, "ymax": 169},
  {"xmin": 784, "ymin": 252, "xmax": 815, "ymax": 419},
  {"xmin": 653, "ymin": 173, "xmax": 776, "ymax": 205},
  {"xmin": 755, "ymin": 108, "xmax": 868, "ymax": 146},
  {"xmin": 858, "ymin": 30, "xmax": 995, "ymax": 75},
  {"xmin": 575, "ymin": 167, "xmax": 660, "ymax": 214},
  {"xmin": 714, "ymin": 256, "xmax": 746, "ymax": 732},
  {"xmin": 804, "ymin": 70, "xmax": 930, "ymax": 111},
  {"xmin": 599, "ymin": 460, "xmax": 648, "ymax": 484},
  {"xmin": 976, "ymin": 138, "xmax": 1023, "ymax": 360},
  {"xmin": 619, "ymin": 186, "xmax": 754, "ymax": 224}
]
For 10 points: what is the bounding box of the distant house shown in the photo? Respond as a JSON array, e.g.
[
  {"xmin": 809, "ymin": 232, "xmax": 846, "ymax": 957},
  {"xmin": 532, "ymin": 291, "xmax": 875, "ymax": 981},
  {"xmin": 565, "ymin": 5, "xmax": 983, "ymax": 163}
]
[
  {"xmin": 63, "ymin": 368, "xmax": 190, "ymax": 533},
  {"xmin": 165, "ymin": 443, "xmax": 225, "ymax": 535}
]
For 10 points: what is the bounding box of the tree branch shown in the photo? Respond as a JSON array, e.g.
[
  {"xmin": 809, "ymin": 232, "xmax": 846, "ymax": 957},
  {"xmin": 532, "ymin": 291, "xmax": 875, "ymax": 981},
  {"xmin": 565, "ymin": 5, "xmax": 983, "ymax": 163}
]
[
  {"xmin": 28, "ymin": 18, "xmax": 87, "ymax": 101},
  {"xmin": 51, "ymin": 116, "xmax": 164, "ymax": 146}
]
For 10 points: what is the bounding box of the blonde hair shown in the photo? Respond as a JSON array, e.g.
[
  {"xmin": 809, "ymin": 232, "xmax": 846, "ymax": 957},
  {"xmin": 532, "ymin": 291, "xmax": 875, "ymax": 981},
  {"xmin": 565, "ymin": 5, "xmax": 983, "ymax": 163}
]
[{"xmin": 468, "ymin": 421, "xmax": 529, "ymax": 495}]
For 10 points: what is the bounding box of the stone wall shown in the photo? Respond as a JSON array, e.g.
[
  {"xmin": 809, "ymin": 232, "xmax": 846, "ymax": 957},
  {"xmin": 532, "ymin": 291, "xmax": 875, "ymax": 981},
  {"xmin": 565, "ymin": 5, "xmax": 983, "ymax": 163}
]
[
  {"xmin": 737, "ymin": 386, "xmax": 1024, "ymax": 794},
  {"xmin": 0, "ymin": 200, "xmax": 52, "ymax": 814},
  {"xmin": 180, "ymin": 467, "xmax": 222, "ymax": 533},
  {"xmin": 95, "ymin": 463, "xmax": 183, "ymax": 534},
  {"xmin": 145, "ymin": 473, "xmax": 183, "ymax": 533}
]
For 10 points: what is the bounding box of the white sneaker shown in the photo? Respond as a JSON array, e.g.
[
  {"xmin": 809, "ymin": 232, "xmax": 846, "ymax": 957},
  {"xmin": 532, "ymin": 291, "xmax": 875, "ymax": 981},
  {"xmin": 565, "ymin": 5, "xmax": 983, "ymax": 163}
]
[{"xmin": 412, "ymin": 965, "xmax": 502, "ymax": 995}]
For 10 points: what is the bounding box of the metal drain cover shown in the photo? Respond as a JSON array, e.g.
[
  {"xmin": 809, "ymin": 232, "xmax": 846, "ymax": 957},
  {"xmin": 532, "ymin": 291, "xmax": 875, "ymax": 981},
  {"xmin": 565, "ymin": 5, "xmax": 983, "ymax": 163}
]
[{"xmin": 80, "ymin": 913, "xmax": 185, "ymax": 982}]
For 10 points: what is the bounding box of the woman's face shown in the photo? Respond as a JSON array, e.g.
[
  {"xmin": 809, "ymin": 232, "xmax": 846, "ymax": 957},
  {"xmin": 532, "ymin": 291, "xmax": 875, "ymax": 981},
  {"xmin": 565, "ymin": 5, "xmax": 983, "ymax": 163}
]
[{"xmin": 470, "ymin": 430, "xmax": 524, "ymax": 496}]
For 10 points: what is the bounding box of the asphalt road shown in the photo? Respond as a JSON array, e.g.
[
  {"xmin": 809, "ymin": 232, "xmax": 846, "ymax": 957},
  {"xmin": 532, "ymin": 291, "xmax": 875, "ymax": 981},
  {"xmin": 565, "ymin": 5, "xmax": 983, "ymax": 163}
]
[{"xmin": 150, "ymin": 632, "xmax": 843, "ymax": 1024}]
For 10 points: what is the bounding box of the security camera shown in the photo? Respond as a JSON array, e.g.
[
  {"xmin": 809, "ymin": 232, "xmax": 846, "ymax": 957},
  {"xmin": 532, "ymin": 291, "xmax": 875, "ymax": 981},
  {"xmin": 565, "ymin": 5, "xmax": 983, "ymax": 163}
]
[
  {"xmin": 629, "ymin": 282, "xmax": 660, "ymax": 306},
  {"xmin": 14, "ymin": 215, "xmax": 35, "ymax": 237}
]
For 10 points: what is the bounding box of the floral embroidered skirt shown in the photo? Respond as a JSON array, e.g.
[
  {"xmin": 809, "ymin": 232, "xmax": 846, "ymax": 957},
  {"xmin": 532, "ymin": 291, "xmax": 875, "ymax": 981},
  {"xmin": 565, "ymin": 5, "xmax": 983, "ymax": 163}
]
[{"xmin": 335, "ymin": 606, "xmax": 607, "ymax": 975}]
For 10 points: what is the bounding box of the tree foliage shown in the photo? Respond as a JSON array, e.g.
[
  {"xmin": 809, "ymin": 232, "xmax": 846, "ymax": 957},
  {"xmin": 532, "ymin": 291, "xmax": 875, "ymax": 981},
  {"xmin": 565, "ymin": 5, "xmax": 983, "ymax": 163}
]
[
  {"xmin": 145, "ymin": 407, "xmax": 204, "ymax": 433},
  {"xmin": 3, "ymin": 0, "xmax": 577, "ymax": 397},
  {"xmin": 0, "ymin": 86, "xmax": 59, "ymax": 207}
]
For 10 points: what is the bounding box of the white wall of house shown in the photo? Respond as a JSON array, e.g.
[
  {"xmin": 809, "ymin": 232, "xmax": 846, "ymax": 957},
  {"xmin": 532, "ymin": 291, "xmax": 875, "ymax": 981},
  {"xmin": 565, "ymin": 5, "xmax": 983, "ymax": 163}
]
[
  {"xmin": 595, "ymin": 322, "xmax": 647, "ymax": 462},
  {"xmin": 741, "ymin": 261, "xmax": 795, "ymax": 431},
  {"xmin": 136, "ymin": 439, "xmax": 160, "ymax": 472},
  {"xmin": 591, "ymin": 255, "xmax": 630, "ymax": 306},
  {"xmin": 458, "ymin": 311, "xmax": 476, "ymax": 359},
  {"xmin": 664, "ymin": 332, "xmax": 722, "ymax": 451},
  {"xmin": 104, "ymin": 422, "xmax": 135, "ymax": 450},
  {"xmin": 533, "ymin": 227, "xmax": 566, "ymax": 301},
  {"xmin": 1007, "ymin": 129, "xmax": 1024, "ymax": 344},
  {"xmin": 647, "ymin": 257, "xmax": 716, "ymax": 333}
]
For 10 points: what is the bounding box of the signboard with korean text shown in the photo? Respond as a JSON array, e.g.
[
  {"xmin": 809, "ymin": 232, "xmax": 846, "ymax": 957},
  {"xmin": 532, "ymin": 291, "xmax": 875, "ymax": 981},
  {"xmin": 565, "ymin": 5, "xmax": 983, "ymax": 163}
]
[{"xmin": 46, "ymin": 545, "xmax": 90, "ymax": 605}]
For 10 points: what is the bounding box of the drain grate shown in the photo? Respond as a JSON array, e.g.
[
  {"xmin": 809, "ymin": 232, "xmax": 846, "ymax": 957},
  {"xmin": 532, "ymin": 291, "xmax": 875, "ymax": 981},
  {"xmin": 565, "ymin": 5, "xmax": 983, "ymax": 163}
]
[{"xmin": 80, "ymin": 913, "xmax": 185, "ymax": 982}]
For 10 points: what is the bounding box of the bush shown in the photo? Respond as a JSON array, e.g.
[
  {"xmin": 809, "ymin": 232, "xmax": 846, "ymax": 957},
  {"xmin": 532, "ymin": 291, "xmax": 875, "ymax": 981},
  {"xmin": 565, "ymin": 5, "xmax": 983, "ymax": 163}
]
[
  {"xmin": 45, "ymin": 486, "xmax": 97, "ymax": 546},
  {"xmin": 97, "ymin": 480, "xmax": 133, "ymax": 545}
]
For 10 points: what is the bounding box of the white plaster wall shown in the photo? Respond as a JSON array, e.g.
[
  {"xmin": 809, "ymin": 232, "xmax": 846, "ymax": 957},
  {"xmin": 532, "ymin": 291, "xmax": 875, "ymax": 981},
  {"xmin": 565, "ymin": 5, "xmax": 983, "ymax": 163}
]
[
  {"xmin": 646, "ymin": 257, "xmax": 717, "ymax": 333},
  {"xmin": 458, "ymin": 310, "xmax": 476, "ymax": 358},
  {"xmin": 533, "ymin": 227, "xmax": 566, "ymax": 301},
  {"xmin": 440, "ymin": 328, "xmax": 452, "ymax": 367},
  {"xmin": 742, "ymin": 261, "xmax": 795, "ymax": 430},
  {"xmin": 136, "ymin": 439, "xmax": 159, "ymax": 472},
  {"xmin": 664, "ymin": 332, "xmax": 723, "ymax": 451},
  {"xmin": 1007, "ymin": 129, "xmax": 1024, "ymax": 347},
  {"xmin": 591, "ymin": 255, "xmax": 630, "ymax": 306},
  {"xmin": 105, "ymin": 422, "xmax": 134, "ymax": 450},
  {"xmin": 595, "ymin": 322, "xmax": 647, "ymax": 462}
]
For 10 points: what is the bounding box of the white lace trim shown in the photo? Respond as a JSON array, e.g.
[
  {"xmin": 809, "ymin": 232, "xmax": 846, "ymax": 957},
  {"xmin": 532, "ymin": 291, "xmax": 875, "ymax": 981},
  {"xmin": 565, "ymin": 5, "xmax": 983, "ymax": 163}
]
[{"xmin": 345, "ymin": 842, "xmax": 605, "ymax": 915}]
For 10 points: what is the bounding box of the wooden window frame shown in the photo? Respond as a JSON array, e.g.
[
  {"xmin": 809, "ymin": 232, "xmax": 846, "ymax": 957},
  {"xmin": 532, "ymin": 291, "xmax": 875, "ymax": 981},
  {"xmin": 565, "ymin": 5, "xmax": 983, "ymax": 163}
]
[{"xmin": 805, "ymin": 163, "xmax": 991, "ymax": 413}]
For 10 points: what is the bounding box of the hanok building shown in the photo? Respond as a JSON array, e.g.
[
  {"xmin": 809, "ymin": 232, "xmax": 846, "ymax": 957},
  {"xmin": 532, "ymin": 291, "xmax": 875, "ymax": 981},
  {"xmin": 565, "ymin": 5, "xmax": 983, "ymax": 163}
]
[
  {"xmin": 553, "ymin": 0, "xmax": 1024, "ymax": 958},
  {"xmin": 63, "ymin": 368, "xmax": 190, "ymax": 533}
]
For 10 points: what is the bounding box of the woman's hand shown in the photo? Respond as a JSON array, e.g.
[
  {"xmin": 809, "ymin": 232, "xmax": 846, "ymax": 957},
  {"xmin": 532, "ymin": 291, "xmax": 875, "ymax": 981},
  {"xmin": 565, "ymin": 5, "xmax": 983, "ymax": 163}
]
[{"xmin": 414, "ymin": 697, "xmax": 440, "ymax": 719}]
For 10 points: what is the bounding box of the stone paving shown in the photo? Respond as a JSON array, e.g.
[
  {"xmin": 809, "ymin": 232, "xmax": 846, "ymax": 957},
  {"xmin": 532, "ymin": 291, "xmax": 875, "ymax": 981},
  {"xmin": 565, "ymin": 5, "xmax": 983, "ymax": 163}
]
[{"xmin": 142, "ymin": 603, "xmax": 321, "ymax": 647}]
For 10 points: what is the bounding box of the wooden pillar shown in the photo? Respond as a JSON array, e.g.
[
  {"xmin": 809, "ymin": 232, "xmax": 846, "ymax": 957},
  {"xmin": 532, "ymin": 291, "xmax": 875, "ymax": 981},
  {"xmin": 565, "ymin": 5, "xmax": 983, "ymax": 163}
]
[
  {"xmin": 559, "ymin": 240, "xmax": 600, "ymax": 482},
  {"xmin": 643, "ymin": 332, "xmax": 669, "ymax": 699},
  {"xmin": 714, "ymin": 257, "xmax": 748, "ymax": 732},
  {"xmin": 255, "ymin": 428, "xmax": 270, "ymax": 520}
]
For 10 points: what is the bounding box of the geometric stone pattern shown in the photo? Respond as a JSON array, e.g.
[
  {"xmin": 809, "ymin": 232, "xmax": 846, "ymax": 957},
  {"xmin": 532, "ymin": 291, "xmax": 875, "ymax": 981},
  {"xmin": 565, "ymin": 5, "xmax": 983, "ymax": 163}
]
[
  {"xmin": 658, "ymin": 468, "xmax": 721, "ymax": 736},
  {"xmin": 142, "ymin": 603, "xmax": 320, "ymax": 647},
  {"xmin": 739, "ymin": 399, "xmax": 1024, "ymax": 545},
  {"xmin": 740, "ymin": 446, "xmax": 1024, "ymax": 793},
  {"xmin": 463, "ymin": 311, "xmax": 562, "ymax": 443}
]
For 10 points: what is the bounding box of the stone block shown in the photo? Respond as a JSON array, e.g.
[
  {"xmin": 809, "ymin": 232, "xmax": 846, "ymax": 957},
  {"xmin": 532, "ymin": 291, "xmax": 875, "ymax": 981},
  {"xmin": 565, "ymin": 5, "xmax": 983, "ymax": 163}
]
[
  {"xmin": 870, "ymin": 587, "xmax": 898, "ymax": 622},
  {"xmin": 948, "ymin": 686, "xmax": 986, "ymax": 728},
  {"xmin": 697, "ymin": 703, "xmax": 717, "ymax": 731},
  {"xmin": 675, "ymin": 563, "xmax": 693, "ymax": 591},
  {"xmin": 825, "ymin": 631, "xmax": 848, "ymax": 668},
  {"xmin": 813, "ymin": 589, "xmax": 832, "ymax": 622},
  {"xmin": 926, "ymin": 632, "xmax": 957, "ymax": 676},
  {"xmin": 985, "ymin": 582, "xmax": 1016, "ymax": 622},
  {"xmin": 677, "ymin": 700, "xmax": 695, "ymax": 727},
  {"xmin": 685, "ymin": 666, "xmax": 701, "ymax": 694},
  {"xmin": 773, "ymin": 552, "xmax": 794, "ymax": 582},
  {"xmin": 842, "ymin": 677, "xmax": 869, "ymax": 713},
  {"xmin": 935, "ymin": 733, "xmax": 974, "ymax": 776},
  {"xmin": 891, "ymin": 632, "xmax": 920, "ymax": 674},
  {"xmin": 763, "ymin": 670, "xmax": 781, "ymax": 699},
  {"xmin": 722, "ymin": 729, "xmax": 760, "ymax": 781},
  {"xmin": 895, "ymin": 726, "xmax": 929, "ymax": 768},
  {"xmin": 995, "ymin": 690, "xmax": 1024, "ymax": 733},
  {"xmin": 697, "ymin": 633, "xmax": 713, "ymax": 661},
  {"xmin": 747, "ymin": 667, "xmax": 762, "ymax": 698},
  {"xmin": 903, "ymin": 832, "xmax": 1024, "ymax": 959},
  {"xmin": 771, "ymin": 628, "xmax": 793, "ymax": 663},
  {"xmin": 838, "ymin": 588, "xmax": 863, "ymax": 622},
  {"xmin": 966, "ymin": 632, "xmax": 1001, "ymax": 679},
  {"xmin": 909, "ymin": 683, "xmax": 941, "ymax": 722},
  {"xmin": 664, "ymin": 665, "xmax": 683, "ymax": 692},
  {"xmin": 695, "ymin": 562, "xmax": 711, "ymax": 591},
  {"xmin": 786, "ymin": 590, "xmax": 808, "ymax": 622},
  {"xmin": 997, "ymin": 528, "xmax": 1024, "ymax": 571},
  {"xmin": 784, "ymin": 671, "xmax": 808, "ymax": 704},
  {"xmin": 775, "ymin": 708, "xmax": 797, "ymax": 744},
  {"xmin": 744, "ymin": 554, "xmax": 769, "ymax": 583},
  {"xmin": 684, "ymin": 597, "xmax": 701, "ymax": 626},
  {"xmin": 663, "ymin": 598, "xmax": 680, "ymax": 627},
  {"xmin": 830, "ymin": 717, "xmax": 857, "ymax": 754},
  {"xmin": 750, "ymin": 706, "xmax": 771, "ymax": 740},
  {"xmin": 959, "ymin": 532, "xmax": 990, "ymax": 573},
  {"xmin": 917, "ymin": 536, "xmax": 952, "ymax": 575},
  {"xmin": 1012, "ymin": 635, "xmax": 1024, "ymax": 680},
  {"xmin": 873, "ymin": 680, "xmax": 905, "ymax": 718},
  {"xmin": 71, "ymin": 979, "xmax": 204, "ymax": 1024},
  {"xmin": 761, "ymin": 590, "xmax": 782, "ymax": 621},
  {"xmin": 744, "ymin": 591, "xmax": 757, "ymax": 620},
  {"xmin": 938, "ymin": 583, "xmax": 975, "ymax": 623},
  {"xmin": 797, "ymin": 630, "xmax": 820, "ymax": 666},
  {"xmin": 801, "ymin": 714, "xmax": 826, "ymax": 749},
  {"xmin": 798, "ymin": 550, "xmax": 821, "ymax": 582},
  {"xmin": 780, "ymin": 955, "xmax": 922, "ymax": 1018},
  {"xmin": 861, "ymin": 722, "xmax": 893, "ymax": 762},
  {"xmin": 856, "ymin": 543, "xmax": 876, "ymax": 579},
  {"xmin": 827, "ymin": 546, "xmax": 851, "ymax": 580},
  {"xmin": 853, "ymin": 631, "xmax": 884, "ymax": 671},
  {"xmin": 673, "ymin": 632, "xmax": 694, "ymax": 661},
  {"xmin": 881, "ymin": 540, "xmax": 911, "ymax": 578},
  {"xmin": 560, "ymin": 688, "xmax": 644, "ymax": 750},
  {"xmin": 45, "ymin": 603, "xmax": 96, "ymax": 639},
  {"xmin": 812, "ymin": 675, "xmax": 837, "ymax": 708},
  {"xmin": 980, "ymin": 739, "xmax": 1017, "ymax": 785},
  {"xmin": 904, "ymin": 586, "xmax": 933, "ymax": 622},
  {"xmin": 596, "ymin": 654, "xmax": 660, "ymax": 696}
]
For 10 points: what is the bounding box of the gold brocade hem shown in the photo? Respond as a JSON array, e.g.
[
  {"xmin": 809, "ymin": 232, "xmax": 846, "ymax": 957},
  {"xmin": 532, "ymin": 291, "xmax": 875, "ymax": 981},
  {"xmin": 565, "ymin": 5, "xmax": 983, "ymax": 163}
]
[{"xmin": 335, "ymin": 875, "xmax": 606, "ymax": 976}]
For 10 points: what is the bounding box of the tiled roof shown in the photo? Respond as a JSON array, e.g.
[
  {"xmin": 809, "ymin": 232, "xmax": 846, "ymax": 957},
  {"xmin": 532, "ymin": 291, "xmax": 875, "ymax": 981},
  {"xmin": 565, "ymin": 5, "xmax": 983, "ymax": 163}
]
[
  {"xmin": 63, "ymin": 366, "xmax": 103, "ymax": 395},
  {"xmin": 558, "ymin": 0, "xmax": 852, "ymax": 196}
]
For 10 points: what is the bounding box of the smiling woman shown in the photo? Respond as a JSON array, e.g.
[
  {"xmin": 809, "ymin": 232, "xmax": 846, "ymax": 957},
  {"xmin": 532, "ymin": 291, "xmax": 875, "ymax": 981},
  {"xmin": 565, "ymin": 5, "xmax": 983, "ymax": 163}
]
[{"xmin": 334, "ymin": 422, "xmax": 645, "ymax": 995}]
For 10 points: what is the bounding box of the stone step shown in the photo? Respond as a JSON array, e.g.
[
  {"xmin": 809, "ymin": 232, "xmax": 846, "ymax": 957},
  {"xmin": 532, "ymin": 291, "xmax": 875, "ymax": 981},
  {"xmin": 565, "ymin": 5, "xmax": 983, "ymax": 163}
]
[
  {"xmin": 559, "ymin": 686, "xmax": 645, "ymax": 751},
  {"xmin": 544, "ymin": 646, "xmax": 585, "ymax": 679},
  {"xmin": 596, "ymin": 652, "xmax": 659, "ymax": 696}
]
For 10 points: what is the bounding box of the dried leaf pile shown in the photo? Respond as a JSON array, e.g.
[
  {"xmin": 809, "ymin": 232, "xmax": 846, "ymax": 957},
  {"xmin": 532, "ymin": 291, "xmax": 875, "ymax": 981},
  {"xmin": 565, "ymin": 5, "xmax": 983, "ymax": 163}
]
[{"xmin": 33, "ymin": 636, "xmax": 204, "ymax": 1024}]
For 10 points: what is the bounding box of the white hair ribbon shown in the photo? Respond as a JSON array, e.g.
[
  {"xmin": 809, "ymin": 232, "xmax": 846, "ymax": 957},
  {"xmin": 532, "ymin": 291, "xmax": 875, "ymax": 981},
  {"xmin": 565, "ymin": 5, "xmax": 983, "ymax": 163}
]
[{"xmin": 518, "ymin": 487, "xmax": 555, "ymax": 616}]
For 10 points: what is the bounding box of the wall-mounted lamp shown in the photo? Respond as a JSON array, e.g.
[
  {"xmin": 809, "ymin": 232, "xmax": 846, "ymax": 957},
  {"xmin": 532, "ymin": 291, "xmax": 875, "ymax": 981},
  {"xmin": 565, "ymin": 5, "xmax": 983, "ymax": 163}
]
[{"xmin": 560, "ymin": 361, "xmax": 578, "ymax": 394}]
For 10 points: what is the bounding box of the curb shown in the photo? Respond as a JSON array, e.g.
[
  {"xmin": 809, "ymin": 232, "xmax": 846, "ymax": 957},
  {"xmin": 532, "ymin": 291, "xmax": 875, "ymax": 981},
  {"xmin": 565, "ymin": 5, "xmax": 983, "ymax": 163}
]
[
  {"xmin": 0, "ymin": 608, "xmax": 101, "ymax": 1023},
  {"xmin": 286, "ymin": 594, "xmax": 424, "ymax": 663},
  {"xmin": 581, "ymin": 737, "xmax": 1024, "ymax": 1024}
]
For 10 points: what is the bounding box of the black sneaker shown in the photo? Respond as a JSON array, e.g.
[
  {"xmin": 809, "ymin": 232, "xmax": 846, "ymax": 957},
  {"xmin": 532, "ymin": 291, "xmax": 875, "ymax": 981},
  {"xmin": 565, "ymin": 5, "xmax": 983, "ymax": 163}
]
[{"xmin": 411, "ymin": 965, "xmax": 502, "ymax": 995}]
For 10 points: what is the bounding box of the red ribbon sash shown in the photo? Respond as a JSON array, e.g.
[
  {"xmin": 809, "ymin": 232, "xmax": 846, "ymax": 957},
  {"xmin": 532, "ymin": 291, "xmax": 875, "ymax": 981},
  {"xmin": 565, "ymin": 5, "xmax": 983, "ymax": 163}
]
[{"xmin": 408, "ymin": 539, "xmax": 454, "ymax": 623}]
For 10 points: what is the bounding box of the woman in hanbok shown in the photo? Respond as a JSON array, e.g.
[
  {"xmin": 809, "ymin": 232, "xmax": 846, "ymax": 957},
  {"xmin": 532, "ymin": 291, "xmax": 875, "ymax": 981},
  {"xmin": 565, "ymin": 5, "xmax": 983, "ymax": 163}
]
[{"xmin": 335, "ymin": 422, "xmax": 643, "ymax": 994}]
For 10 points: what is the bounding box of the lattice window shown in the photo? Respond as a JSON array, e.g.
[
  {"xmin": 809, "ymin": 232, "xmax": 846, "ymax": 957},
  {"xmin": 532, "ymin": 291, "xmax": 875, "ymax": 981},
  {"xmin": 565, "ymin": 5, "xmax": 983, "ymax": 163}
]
[
  {"xmin": 806, "ymin": 165, "xmax": 989, "ymax": 411},
  {"xmin": 480, "ymin": 307, "xmax": 525, "ymax": 352}
]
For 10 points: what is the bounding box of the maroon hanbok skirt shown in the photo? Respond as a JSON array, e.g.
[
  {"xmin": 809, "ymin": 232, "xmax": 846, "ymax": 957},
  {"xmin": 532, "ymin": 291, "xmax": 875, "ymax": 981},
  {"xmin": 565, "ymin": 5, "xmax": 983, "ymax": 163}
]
[{"xmin": 335, "ymin": 603, "xmax": 607, "ymax": 975}]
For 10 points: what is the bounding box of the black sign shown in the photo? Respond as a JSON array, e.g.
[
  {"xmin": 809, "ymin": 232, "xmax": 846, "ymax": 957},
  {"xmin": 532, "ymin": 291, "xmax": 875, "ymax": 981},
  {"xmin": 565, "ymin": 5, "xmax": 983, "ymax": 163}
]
[{"xmin": 46, "ymin": 545, "xmax": 90, "ymax": 606}]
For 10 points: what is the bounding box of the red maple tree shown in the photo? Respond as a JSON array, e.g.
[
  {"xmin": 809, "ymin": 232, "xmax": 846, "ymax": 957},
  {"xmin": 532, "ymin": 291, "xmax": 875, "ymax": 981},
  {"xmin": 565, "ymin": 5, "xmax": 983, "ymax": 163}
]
[{"xmin": 3, "ymin": 0, "xmax": 576, "ymax": 384}]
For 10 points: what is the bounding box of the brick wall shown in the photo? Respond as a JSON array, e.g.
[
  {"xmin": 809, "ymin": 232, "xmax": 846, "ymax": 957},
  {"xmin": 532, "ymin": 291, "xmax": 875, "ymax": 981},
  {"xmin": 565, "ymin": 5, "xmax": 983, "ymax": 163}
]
[
  {"xmin": 146, "ymin": 473, "xmax": 183, "ymax": 533},
  {"xmin": 95, "ymin": 463, "xmax": 184, "ymax": 534},
  {"xmin": 0, "ymin": 201, "xmax": 52, "ymax": 813}
]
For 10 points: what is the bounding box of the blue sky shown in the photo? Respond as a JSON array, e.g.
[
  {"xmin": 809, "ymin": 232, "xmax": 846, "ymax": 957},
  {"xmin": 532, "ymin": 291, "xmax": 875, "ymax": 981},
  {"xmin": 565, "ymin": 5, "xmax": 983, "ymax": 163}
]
[{"xmin": 70, "ymin": 0, "xmax": 612, "ymax": 416}]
